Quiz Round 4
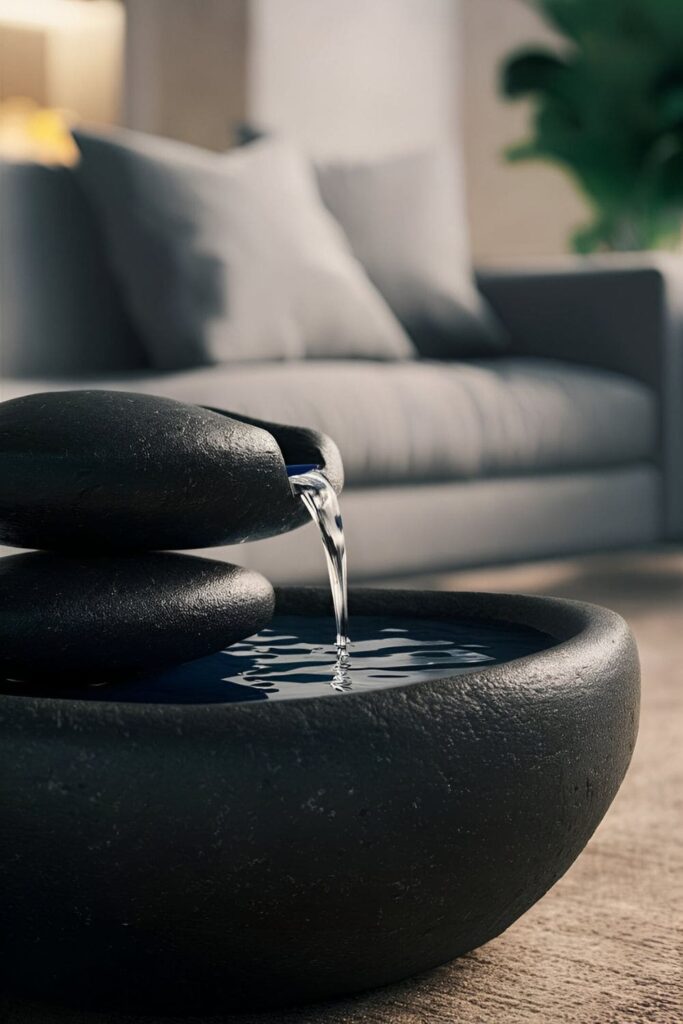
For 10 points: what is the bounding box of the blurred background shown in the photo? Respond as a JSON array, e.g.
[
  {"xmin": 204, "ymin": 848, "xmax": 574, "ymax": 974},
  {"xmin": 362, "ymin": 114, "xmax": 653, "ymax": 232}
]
[{"xmin": 0, "ymin": 0, "xmax": 640, "ymax": 262}]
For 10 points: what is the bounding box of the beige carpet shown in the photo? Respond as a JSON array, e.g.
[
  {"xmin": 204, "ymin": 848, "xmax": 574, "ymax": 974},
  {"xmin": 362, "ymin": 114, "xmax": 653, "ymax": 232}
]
[{"xmin": 4, "ymin": 549, "xmax": 682, "ymax": 1024}]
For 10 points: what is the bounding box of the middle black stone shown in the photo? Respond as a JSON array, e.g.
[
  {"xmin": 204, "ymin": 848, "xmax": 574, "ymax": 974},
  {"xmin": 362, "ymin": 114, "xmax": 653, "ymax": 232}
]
[{"xmin": 0, "ymin": 550, "xmax": 275, "ymax": 682}]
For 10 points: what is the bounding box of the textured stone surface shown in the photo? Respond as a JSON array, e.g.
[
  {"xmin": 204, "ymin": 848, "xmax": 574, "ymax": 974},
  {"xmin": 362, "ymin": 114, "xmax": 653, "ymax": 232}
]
[
  {"xmin": 0, "ymin": 390, "xmax": 343, "ymax": 551},
  {"xmin": 0, "ymin": 552, "xmax": 678, "ymax": 1024},
  {"xmin": 0, "ymin": 550, "xmax": 274, "ymax": 680},
  {"xmin": 0, "ymin": 588, "xmax": 638, "ymax": 1013}
]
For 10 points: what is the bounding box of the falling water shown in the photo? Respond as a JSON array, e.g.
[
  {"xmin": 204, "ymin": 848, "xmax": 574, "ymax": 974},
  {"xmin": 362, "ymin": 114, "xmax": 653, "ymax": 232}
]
[{"xmin": 288, "ymin": 467, "xmax": 351, "ymax": 688}]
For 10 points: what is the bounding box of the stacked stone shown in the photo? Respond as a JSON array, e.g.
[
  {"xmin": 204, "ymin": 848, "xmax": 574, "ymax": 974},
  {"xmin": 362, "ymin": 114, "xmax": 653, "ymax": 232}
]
[{"xmin": 0, "ymin": 390, "xmax": 342, "ymax": 683}]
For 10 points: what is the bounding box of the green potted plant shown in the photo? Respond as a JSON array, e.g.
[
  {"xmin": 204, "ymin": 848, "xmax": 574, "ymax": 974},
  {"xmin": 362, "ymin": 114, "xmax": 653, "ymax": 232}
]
[{"xmin": 501, "ymin": 0, "xmax": 683, "ymax": 252}]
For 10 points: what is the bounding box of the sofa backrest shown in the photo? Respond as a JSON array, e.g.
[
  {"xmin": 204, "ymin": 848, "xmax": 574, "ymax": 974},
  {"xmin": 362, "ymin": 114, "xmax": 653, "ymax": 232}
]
[{"xmin": 0, "ymin": 161, "xmax": 146, "ymax": 379}]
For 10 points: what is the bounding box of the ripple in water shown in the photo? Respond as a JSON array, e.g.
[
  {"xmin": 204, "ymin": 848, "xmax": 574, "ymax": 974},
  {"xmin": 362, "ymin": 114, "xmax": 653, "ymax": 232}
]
[{"xmin": 1, "ymin": 615, "xmax": 554, "ymax": 705}]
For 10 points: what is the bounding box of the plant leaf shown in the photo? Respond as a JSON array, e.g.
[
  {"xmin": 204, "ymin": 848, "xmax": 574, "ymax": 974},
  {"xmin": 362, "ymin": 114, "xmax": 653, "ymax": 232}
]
[
  {"xmin": 529, "ymin": 0, "xmax": 595, "ymax": 42},
  {"xmin": 571, "ymin": 220, "xmax": 609, "ymax": 254},
  {"xmin": 656, "ymin": 85, "xmax": 683, "ymax": 129},
  {"xmin": 501, "ymin": 49, "xmax": 569, "ymax": 98},
  {"xmin": 505, "ymin": 0, "xmax": 683, "ymax": 251},
  {"xmin": 657, "ymin": 148, "xmax": 683, "ymax": 204}
]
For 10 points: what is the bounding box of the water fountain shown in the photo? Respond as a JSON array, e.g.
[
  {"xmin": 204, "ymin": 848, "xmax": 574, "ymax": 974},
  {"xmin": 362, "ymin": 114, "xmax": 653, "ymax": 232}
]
[{"xmin": 0, "ymin": 390, "xmax": 640, "ymax": 1013}]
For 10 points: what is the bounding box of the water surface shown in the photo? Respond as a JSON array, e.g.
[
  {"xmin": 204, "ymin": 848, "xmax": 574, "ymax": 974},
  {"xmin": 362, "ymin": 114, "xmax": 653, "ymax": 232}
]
[{"xmin": 1, "ymin": 614, "xmax": 554, "ymax": 705}]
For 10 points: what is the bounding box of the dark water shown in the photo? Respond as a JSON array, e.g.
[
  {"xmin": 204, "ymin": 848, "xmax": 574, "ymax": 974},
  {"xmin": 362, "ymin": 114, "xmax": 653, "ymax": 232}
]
[{"xmin": 0, "ymin": 614, "xmax": 554, "ymax": 705}]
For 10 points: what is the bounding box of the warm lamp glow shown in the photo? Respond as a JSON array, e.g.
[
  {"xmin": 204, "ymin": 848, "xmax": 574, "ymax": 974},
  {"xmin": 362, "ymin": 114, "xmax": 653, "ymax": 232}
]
[
  {"xmin": 0, "ymin": 97, "xmax": 78, "ymax": 164},
  {"xmin": 0, "ymin": 0, "xmax": 123, "ymax": 131}
]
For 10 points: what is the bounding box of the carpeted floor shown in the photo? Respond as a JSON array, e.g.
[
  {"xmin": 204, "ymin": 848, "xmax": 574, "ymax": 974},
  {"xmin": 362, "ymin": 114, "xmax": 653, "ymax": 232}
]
[{"xmin": 3, "ymin": 549, "xmax": 682, "ymax": 1024}]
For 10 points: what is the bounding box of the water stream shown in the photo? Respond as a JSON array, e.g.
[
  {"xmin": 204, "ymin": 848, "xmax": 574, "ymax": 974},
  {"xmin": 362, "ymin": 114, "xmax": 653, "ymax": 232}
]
[{"xmin": 288, "ymin": 468, "xmax": 351, "ymax": 689}]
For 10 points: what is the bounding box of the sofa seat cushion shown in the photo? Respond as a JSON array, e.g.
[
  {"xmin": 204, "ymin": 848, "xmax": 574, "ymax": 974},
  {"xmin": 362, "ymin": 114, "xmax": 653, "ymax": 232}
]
[{"xmin": 1, "ymin": 358, "xmax": 656, "ymax": 488}]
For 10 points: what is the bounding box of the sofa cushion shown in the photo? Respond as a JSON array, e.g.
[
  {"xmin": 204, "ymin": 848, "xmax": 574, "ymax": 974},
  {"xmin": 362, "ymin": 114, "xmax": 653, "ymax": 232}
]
[
  {"xmin": 72, "ymin": 130, "xmax": 414, "ymax": 369},
  {"xmin": 0, "ymin": 162, "xmax": 144, "ymax": 378},
  {"xmin": 0, "ymin": 358, "xmax": 656, "ymax": 488},
  {"xmin": 316, "ymin": 147, "xmax": 506, "ymax": 358}
]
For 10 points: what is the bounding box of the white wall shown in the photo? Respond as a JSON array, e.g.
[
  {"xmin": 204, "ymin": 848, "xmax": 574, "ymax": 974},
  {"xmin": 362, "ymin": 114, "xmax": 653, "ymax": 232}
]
[{"xmin": 249, "ymin": 0, "xmax": 461, "ymax": 159}]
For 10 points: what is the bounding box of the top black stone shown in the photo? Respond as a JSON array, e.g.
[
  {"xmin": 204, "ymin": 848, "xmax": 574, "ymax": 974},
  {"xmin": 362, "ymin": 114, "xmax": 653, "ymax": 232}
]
[{"xmin": 0, "ymin": 390, "xmax": 344, "ymax": 552}]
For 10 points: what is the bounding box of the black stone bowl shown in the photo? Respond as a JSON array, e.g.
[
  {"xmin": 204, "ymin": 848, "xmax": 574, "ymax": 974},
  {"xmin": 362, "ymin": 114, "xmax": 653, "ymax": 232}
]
[{"xmin": 0, "ymin": 588, "xmax": 639, "ymax": 1014}]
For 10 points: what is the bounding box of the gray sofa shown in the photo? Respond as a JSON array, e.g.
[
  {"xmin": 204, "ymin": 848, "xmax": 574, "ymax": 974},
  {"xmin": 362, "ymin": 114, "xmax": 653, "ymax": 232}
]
[{"xmin": 1, "ymin": 162, "xmax": 682, "ymax": 583}]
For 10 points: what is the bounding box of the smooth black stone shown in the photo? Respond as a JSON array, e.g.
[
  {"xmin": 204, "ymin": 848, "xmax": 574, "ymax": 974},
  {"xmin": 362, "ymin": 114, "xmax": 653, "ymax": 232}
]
[
  {"xmin": 0, "ymin": 588, "xmax": 639, "ymax": 1013},
  {"xmin": 0, "ymin": 550, "xmax": 274, "ymax": 681},
  {"xmin": 0, "ymin": 390, "xmax": 343, "ymax": 551}
]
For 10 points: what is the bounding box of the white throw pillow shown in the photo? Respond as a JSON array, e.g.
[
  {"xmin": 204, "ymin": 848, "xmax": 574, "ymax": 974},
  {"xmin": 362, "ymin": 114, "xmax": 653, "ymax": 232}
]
[{"xmin": 73, "ymin": 129, "xmax": 414, "ymax": 369}]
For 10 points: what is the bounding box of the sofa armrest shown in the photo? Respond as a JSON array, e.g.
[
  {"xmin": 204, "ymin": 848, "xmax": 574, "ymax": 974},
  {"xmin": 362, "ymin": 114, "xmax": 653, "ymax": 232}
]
[{"xmin": 477, "ymin": 255, "xmax": 683, "ymax": 539}]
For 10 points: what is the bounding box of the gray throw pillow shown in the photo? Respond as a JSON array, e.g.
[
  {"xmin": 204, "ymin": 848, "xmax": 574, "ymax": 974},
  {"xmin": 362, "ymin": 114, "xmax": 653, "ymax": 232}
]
[
  {"xmin": 316, "ymin": 147, "xmax": 506, "ymax": 358},
  {"xmin": 73, "ymin": 129, "xmax": 414, "ymax": 369}
]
